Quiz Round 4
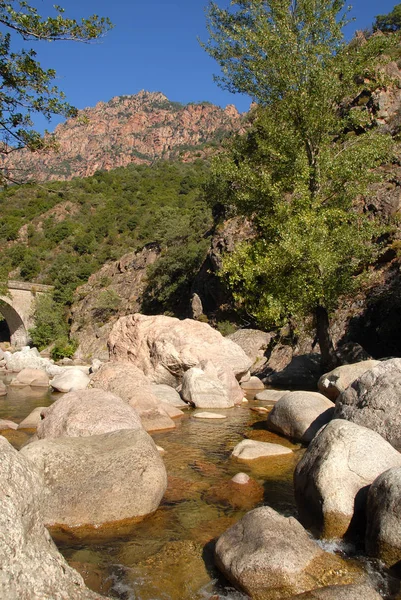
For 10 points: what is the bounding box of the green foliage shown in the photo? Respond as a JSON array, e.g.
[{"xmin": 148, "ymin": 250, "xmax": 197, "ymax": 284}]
[
  {"xmin": 0, "ymin": 1, "xmax": 112, "ymax": 182},
  {"xmin": 29, "ymin": 293, "xmax": 68, "ymax": 350},
  {"xmin": 203, "ymin": 0, "xmax": 396, "ymax": 357},
  {"xmin": 374, "ymin": 4, "xmax": 401, "ymax": 32},
  {"xmin": 51, "ymin": 337, "xmax": 78, "ymax": 361}
]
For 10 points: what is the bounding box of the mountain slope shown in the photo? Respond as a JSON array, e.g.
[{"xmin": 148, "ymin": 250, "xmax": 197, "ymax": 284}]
[{"xmin": 3, "ymin": 91, "xmax": 243, "ymax": 182}]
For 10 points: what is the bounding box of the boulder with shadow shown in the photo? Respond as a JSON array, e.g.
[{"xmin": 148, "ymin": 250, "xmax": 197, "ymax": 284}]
[{"xmin": 294, "ymin": 419, "xmax": 401, "ymax": 539}]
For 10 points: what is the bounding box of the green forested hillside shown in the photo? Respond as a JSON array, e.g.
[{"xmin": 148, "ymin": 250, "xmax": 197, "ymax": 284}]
[{"xmin": 0, "ymin": 160, "xmax": 212, "ymax": 308}]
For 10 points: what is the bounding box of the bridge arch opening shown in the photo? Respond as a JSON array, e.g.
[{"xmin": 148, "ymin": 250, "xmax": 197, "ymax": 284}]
[{"xmin": 0, "ymin": 299, "xmax": 29, "ymax": 347}]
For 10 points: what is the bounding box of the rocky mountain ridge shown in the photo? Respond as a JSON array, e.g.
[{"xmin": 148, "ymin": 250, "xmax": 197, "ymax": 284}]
[{"xmin": 3, "ymin": 91, "xmax": 244, "ymax": 182}]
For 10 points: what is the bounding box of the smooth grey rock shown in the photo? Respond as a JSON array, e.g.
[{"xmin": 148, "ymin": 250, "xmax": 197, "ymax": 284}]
[
  {"xmin": 21, "ymin": 430, "xmax": 167, "ymax": 527},
  {"xmin": 232, "ymin": 439, "xmax": 292, "ymax": 460},
  {"xmin": 215, "ymin": 506, "xmax": 365, "ymax": 599},
  {"xmin": 201, "ymin": 359, "xmax": 244, "ymax": 404},
  {"xmin": 18, "ymin": 407, "xmax": 46, "ymax": 430},
  {"xmin": 294, "ymin": 419, "xmax": 401, "ymax": 539},
  {"xmin": 0, "ymin": 436, "xmax": 106, "ymax": 600},
  {"xmin": 51, "ymin": 368, "xmax": 90, "ymax": 393},
  {"xmin": 366, "ymin": 466, "xmax": 401, "ymax": 568},
  {"xmin": 181, "ymin": 367, "xmax": 234, "ymax": 408},
  {"xmin": 231, "ymin": 472, "xmax": 250, "ymax": 484},
  {"xmin": 267, "ymin": 391, "xmax": 335, "ymax": 443},
  {"xmin": 318, "ymin": 360, "xmax": 379, "ymax": 401},
  {"xmin": 240, "ymin": 375, "xmax": 264, "ymax": 390},
  {"xmin": 37, "ymin": 389, "xmax": 143, "ymax": 439},
  {"xmin": 227, "ymin": 328, "xmax": 272, "ymax": 373},
  {"xmin": 335, "ymin": 358, "xmax": 401, "ymax": 450},
  {"xmin": 151, "ymin": 383, "xmax": 189, "ymax": 408}
]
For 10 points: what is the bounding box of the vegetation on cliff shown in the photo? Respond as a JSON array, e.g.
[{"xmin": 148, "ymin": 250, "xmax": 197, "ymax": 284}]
[{"xmin": 203, "ymin": 0, "xmax": 399, "ymax": 369}]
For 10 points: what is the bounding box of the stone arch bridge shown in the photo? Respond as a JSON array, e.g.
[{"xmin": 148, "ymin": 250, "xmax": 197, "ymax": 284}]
[{"xmin": 0, "ymin": 281, "xmax": 54, "ymax": 348}]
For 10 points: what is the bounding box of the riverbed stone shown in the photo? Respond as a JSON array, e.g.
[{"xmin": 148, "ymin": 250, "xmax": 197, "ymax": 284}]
[
  {"xmin": 17, "ymin": 406, "xmax": 46, "ymax": 430},
  {"xmin": 267, "ymin": 391, "xmax": 335, "ymax": 443},
  {"xmin": 294, "ymin": 419, "xmax": 401, "ymax": 539},
  {"xmin": 89, "ymin": 362, "xmax": 176, "ymax": 432},
  {"xmin": 204, "ymin": 474, "xmax": 264, "ymax": 510},
  {"xmin": 232, "ymin": 439, "xmax": 293, "ymax": 460},
  {"xmin": 318, "ymin": 360, "xmax": 379, "ymax": 401},
  {"xmin": 0, "ymin": 436, "xmax": 106, "ymax": 600},
  {"xmin": 9, "ymin": 367, "xmax": 49, "ymax": 388},
  {"xmin": 288, "ymin": 584, "xmax": 383, "ymax": 599},
  {"xmin": 51, "ymin": 368, "xmax": 90, "ymax": 393},
  {"xmin": 334, "ymin": 358, "xmax": 401, "ymax": 450},
  {"xmin": 215, "ymin": 506, "xmax": 365, "ymax": 599},
  {"xmin": 36, "ymin": 389, "xmax": 143, "ymax": 439},
  {"xmin": 20, "ymin": 429, "xmax": 167, "ymax": 527},
  {"xmin": 108, "ymin": 313, "xmax": 252, "ymax": 386},
  {"xmin": 193, "ymin": 411, "xmax": 227, "ymax": 419},
  {"xmin": 0, "ymin": 380, "xmax": 6, "ymax": 396},
  {"xmin": 0, "ymin": 419, "xmax": 18, "ymax": 430},
  {"xmin": 365, "ymin": 466, "xmax": 401, "ymax": 569}
]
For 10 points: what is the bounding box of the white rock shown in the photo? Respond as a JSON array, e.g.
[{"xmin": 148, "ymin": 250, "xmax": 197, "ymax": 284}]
[
  {"xmin": 51, "ymin": 369, "xmax": 90, "ymax": 393},
  {"xmin": 232, "ymin": 439, "xmax": 293, "ymax": 460}
]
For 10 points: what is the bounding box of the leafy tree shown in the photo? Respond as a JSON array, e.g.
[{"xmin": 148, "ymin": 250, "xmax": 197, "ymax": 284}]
[
  {"xmin": 374, "ymin": 4, "xmax": 401, "ymax": 32},
  {"xmin": 203, "ymin": 0, "xmax": 395, "ymax": 369},
  {"xmin": 0, "ymin": 1, "xmax": 112, "ymax": 183}
]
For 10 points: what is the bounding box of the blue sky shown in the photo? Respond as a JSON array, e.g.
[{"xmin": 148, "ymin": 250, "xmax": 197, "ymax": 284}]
[{"xmin": 16, "ymin": 1, "xmax": 401, "ymax": 131}]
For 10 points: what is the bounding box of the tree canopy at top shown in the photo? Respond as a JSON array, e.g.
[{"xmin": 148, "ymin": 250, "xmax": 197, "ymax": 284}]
[
  {"xmin": 374, "ymin": 3, "xmax": 401, "ymax": 32},
  {"xmin": 0, "ymin": 1, "xmax": 112, "ymax": 182},
  {"xmin": 202, "ymin": 0, "xmax": 396, "ymax": 369}
]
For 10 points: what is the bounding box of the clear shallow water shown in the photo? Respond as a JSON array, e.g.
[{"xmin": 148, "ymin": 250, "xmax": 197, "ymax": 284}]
[{"xmin": 0, "ymin": 381, "xmax": 395, "ymax": 600}]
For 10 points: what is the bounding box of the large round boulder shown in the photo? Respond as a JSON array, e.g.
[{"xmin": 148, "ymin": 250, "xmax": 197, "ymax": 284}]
[
  {"xmin": 9, "ymin": 367, "xmax": 49, "ymax": 388},
  {"xmin": 20, "ymin": 429, "xmax": 167, "ymax": 527},
  {"xmin": 365, "ymin": 466, "xmax": 401, "ymax": 569},
  {"xmin": 51, "ymin": 368, "xmax": 90, "ymax": 393},
  {"xmin": 89, "ymin": 362, "xmax": 175, "ymax": 432},
  {"xmin": 334, "ymin": 358, "xmax": 401, "ymax": 450},
  {"xmin": 267, "ymin": 391, "xmax": 335, "ymax": 443},
  {"xmin": 215, "ymin": 506, "xmax": 364, "ymax": 599},
  {"xmin": 151, "ymin": 384, "xmax": 189, "ymax": 408},
  {"xmin": 294, "ymin": 419, "xmax": 401, "ymax": 539},
  {"xmin": 108, "ymin": 313, "xmax": 252, "ymax": 386},
  {"xmin": 227, "ymin": 328, "xmax": 272, "ymax": 374},
  {"xmin": 0, "ymin": 436, "xmax": 108, "ymax": 600},
  {"xmin": 318, "ymin": 360, "xmax": 379, "ymax": 401},
  {"xmin": 37, "ymin": 389, "xmax": 143, "ymax": 439}
]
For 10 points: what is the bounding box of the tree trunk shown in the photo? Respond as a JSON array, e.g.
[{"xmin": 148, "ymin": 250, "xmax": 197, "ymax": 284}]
[{"xmin": 315, "ymin": 305, "xmax": 339, "ymax": 373}]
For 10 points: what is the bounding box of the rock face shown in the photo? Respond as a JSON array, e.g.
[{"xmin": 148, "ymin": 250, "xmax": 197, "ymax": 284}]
[
  {"xmin": 20, "ymin": 429, "xmax": 167, "ymax": 527},
  {"xmin": 294, "ymin": 419, "xmax": 401, "ymax": 539},
  {"xmin": 4, "ymin": 91, "xmax": 243, "ymax": 182},
  {"xmin": 334, "ymin": 358, "xmax": 401, "ymax": 450},
  {"xmin": 318, "ymin": 360, "xmax": 379, "ymax": 401},
  {"xmin": 366, "ymin": 466, "xmax": 401, "ymax": 568},
  {"xmin": 0, "ymin": 436, "xmax": 106, "ymax": 600},
  {"xmin": 215, "ymin": 506, "xmax": 364, "ymax": 600},
  {"xmin": 71, "ymin": 245, "xmax": 161, "ymax": 361},
  {"xmin": 267, "ymin": 391, "xmax": 335, "ymax": 443},
  {"xmin": 89, "ymin": 361, "xmax": 176, "ymax": 432},
  {"xmin": 108, "ymin": 313, "xmax": 252, "ymax": 387},
  {"xmin": 37, "ymin": 389, "xmax": 143, "ymax": 439},
  {"xmin": 227, "ymin": 329, "xmax": 273, "ymax": 374}
]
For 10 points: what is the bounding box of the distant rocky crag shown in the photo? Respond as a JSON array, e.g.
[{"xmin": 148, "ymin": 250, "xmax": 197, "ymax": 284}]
[{"xmin": 3, "ymin": 91, "xmax": 244, "ymax": 182}]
